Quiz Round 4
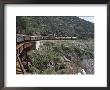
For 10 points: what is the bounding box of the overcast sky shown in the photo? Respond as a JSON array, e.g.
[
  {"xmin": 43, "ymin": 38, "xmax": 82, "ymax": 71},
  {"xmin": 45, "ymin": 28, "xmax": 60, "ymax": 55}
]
[{"xmin": 78, "ymin": 16, "xmax": 94, "ymax": 23}]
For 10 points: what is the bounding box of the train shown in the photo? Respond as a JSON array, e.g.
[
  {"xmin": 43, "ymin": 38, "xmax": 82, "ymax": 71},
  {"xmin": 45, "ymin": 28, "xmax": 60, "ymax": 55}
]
[{"xmin": 16, "ymin": 34, "xmax": 77, "ymax": 43}]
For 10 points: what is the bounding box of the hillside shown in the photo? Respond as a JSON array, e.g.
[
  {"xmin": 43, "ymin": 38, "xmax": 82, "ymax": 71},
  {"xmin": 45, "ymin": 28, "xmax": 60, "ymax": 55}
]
[{"xmin": 16, "ymin": 16, "xmax": 94, "ymax": 39}]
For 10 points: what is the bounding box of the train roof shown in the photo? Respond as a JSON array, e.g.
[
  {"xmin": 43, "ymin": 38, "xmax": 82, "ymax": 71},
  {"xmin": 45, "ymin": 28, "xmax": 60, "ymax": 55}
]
[{"xmin": 30, "ymin": 36, "xmax": 40, "ymax": 37}]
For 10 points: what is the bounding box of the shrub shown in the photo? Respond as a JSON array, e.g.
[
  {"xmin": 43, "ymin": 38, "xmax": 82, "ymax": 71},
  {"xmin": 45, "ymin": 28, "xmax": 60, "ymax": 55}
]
[{"xmin": 41, "ymin": 68, "xmax": 56, "ymax": 74}]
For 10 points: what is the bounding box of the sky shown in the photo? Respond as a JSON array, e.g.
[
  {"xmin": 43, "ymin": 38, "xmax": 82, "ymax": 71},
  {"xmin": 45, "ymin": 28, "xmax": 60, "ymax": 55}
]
[{"xmin": 78, "ymin": 16, "xmax": 94, "ymax": 23}]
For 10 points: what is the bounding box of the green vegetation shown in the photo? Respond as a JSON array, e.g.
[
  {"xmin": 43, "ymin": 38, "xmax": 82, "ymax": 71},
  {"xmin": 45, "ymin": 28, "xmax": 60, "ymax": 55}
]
[
  {"xmin": 16, "ymin": 16, "xmax": 94, "ymax": 39},
  {"xmin": 27, "ymin": 40, "xmax": 94, "ymax": 74}
]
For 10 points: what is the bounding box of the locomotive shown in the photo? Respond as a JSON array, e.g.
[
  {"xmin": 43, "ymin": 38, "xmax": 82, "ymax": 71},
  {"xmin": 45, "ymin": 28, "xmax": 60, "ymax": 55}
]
[
  {"xmin": 16, "ymin": 34, "xmax": 26, "ymax": 43},
  {"xmin": 16, "ymin": 34, "xmax": 42, "ymax": 43}
]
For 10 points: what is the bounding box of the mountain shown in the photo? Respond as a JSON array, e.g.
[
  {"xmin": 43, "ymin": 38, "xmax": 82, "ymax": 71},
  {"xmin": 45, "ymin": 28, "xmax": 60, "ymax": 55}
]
[{"xmin": 16, "ymin": 16, "xmax": 94, "ymax": 39}]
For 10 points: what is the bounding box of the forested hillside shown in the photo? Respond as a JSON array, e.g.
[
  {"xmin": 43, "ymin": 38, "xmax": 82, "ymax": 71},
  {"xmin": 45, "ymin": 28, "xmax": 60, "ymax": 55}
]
[{"xmin": 16, "ymin": 16, "xmax": 94, "ymax": 39}]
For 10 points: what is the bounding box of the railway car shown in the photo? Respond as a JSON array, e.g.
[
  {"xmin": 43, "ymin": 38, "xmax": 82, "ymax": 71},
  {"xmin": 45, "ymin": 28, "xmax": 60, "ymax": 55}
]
[
  {"xmin": 71, "ymin": 37, "xmax": 77, "ymax": 39},
  {"xmin": 37, "ymin": 36, "xmax": 42, "ymax": 40},
  {"xmin": 24, "ymin": 35, "xmax": 30, "ymax": 41},
  {"xmin": 42, "ymin": 36, "xmax": 49, "ymax": 40},
  {"xmin": 30, "ymin": 36, "xmax": 36, "ymax": 41},
  {"xmin": 38, "ymin": 36, "xmax": 42, "ymax": 40},
  {"xmin": 35, "ymin": 36, "xmax": 39, "ymax": 40}
]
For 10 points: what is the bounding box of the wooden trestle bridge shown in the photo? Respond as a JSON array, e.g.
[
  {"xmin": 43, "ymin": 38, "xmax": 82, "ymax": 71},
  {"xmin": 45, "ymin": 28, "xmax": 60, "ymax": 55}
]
[
  {"xmin": 16, "ymin": 42, "xmax": 36, "ymax": 74},
  {"xmin": 16, "ymin": 35, "xmax": 77, "ymax": 74}
]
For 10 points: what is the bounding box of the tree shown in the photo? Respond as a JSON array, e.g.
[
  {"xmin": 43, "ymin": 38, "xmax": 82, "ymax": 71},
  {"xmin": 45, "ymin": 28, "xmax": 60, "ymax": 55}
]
[{"xmin": 16, "ymin": 16, "xmax": 26, "ymax": 34}]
